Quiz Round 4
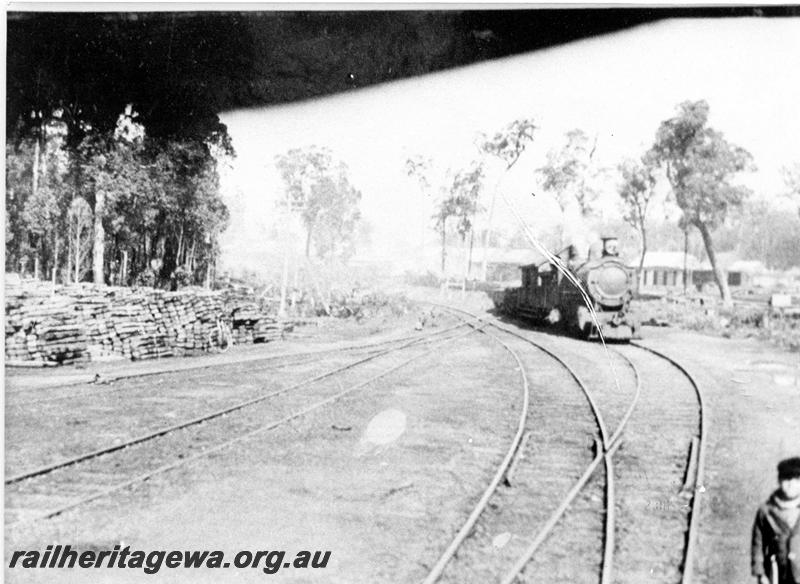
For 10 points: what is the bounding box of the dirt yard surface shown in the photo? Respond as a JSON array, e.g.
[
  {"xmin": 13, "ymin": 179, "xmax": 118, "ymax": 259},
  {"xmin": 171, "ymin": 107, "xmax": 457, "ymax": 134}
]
[
  {"xmin": 4, "ymin": 291, "xmax": 800, "ymax": 584},
  {"xmin": 633, "ymin": 328, "xmax": 800, "ymax": 584}
]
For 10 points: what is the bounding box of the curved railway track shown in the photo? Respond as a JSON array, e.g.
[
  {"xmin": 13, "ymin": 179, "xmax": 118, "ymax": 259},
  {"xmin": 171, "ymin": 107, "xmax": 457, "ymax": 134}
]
[
  {"xmin": 625, "ymin": 340, "xmax": 707, "ymax": 584},
  {"xmin": 423, "ymin": 304, "xmax": 706, "ymax": 584},
  {"xmin": 5, "ymin": 316, "xmax": 485, "ymax": 528},
  {"xmin": 4, "ymin": 332, "xmax": 458, "ymax": 409}
]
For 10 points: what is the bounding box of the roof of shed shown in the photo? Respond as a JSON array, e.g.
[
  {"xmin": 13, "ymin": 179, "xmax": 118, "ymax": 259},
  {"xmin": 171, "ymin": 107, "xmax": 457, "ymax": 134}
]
[{"xmin": 628, "ymin": 251, "xmax": 703, "ymax": 270}]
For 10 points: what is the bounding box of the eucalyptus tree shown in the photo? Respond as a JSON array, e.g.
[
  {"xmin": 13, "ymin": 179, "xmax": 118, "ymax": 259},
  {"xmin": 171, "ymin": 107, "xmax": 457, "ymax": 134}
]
[
  {"xmin": 431, "ymin": 193, "xmax": 458, "ymax": 275},
  {"xmin": 307, "ymin": 173, "xmax": 362, "ymax": 261},
  {"xmin": 275, "ymin": 146, "xmax": 362, "ymax": 260},
  {"xmin": 5, "ymin": 138, "xmax": 36, "ymax": 273},
  {"xmin": 78, "ymin": 106, "xmax": 147, "ymax": 285},
  {"xmin": 406, "ymin": 155, "xmax": 459, "ymax": 276},
  {"xmin": 537, "ymin": 129, "xmax": 600, "ymax": 248},
  {"xmin": 67, "ymin": 197, "xmax": 93, "ymax": 283},
  {"xmin": 449, "ymin": 162, "xmax": 485, "ymax": 241},
  {"xmin": 478, "ymin": 118, "xmax": 537, "ymax": 280},
  {"xmin": 12, "ymin": 111, "xmax": 73, "ymax": 281},
  {"xmin": 650, "ymin": 100, "xmax": 754, "ymax": 305},
  {"xmin": 618, "ymin": 154, "xmax": 658, "ymax": 279},
  {"xmin": 449, "ymin": 162, "xmax": 485, "ymax": 285},
  {"xmin": 405, "ymin": 155, "xmax": 436, "ymax": 254}
]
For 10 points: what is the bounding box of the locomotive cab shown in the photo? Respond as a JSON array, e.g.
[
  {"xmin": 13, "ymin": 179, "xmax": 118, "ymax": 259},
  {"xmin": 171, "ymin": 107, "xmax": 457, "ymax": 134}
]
[
  {"xmin": 601, "ymin": 236, "xmax": 619, "ymax": 258},
  {"xmin": 516, "ymin": 262, "xmax": 563, "ymax": 322}
]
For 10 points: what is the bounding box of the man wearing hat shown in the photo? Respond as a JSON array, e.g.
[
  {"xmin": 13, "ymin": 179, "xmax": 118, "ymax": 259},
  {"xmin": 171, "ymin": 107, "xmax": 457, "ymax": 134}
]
[{"xmin": 752, "ymin": 457, "xmax": 800, "ymax": 584}]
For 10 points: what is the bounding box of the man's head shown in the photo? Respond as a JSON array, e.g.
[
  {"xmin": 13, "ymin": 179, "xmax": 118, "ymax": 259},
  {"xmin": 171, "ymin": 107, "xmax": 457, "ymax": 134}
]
[
  {"xmin": 601, "ymin": 237, "xmax": 619, "ymax": 257},
  {"xmin": 777, "ymin": 456, "xmax": 800, "ymax": 499}
]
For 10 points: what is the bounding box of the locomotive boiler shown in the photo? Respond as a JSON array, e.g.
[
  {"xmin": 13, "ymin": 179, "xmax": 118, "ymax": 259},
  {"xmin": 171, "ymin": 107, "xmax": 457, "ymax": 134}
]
[{"xmin": 494, "ymin": 237, "xmax": 640, "ymax": 341}]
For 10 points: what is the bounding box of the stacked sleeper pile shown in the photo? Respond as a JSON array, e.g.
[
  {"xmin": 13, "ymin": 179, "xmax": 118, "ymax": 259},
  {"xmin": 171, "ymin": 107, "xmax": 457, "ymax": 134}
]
[{"xmin": 5, "ymin": 282, "xmax": 289, "ymax": 366}]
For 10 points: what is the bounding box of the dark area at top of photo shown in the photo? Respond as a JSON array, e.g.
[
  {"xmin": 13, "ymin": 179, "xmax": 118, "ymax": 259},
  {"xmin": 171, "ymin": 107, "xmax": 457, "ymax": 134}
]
[{"xmin": 6, "ymin": 8, "xmax": 797, "ymax": 141}]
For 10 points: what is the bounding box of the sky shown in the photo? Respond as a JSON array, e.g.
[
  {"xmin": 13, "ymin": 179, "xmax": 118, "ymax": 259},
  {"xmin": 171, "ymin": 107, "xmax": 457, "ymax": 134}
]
[{"xmin": 218, "ymin": 16, "xmax": 800, "ymax": 275}]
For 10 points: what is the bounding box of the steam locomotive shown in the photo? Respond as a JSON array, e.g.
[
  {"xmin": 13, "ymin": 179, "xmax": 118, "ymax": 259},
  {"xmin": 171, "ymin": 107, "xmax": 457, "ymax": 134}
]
[{"xmin": 493, "ymin": 237, "xmax": 640, "ymax": 341}]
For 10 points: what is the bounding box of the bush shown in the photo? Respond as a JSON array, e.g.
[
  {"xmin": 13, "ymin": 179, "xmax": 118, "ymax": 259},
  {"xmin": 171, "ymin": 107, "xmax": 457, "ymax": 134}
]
[
  {"xmin": 134, "ymin": 268, "xmax": 156, "ymax": 288},
  {"xmin": 634, "ymin": 297, "xmax": 799, "ymax": 352},
  {"xmin": 404, "ymin": 270, "xmax": 441, "ymax": 288},
  {"xmin": 172, "ymin": 265, "xmax": 192, "ymax": 289}
]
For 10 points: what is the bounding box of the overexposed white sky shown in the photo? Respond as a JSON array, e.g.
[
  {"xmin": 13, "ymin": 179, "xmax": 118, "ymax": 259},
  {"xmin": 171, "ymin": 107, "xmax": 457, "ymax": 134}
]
[{"xmin": 219, "ymin": 17, "xmax": 800, "ymax": 273}]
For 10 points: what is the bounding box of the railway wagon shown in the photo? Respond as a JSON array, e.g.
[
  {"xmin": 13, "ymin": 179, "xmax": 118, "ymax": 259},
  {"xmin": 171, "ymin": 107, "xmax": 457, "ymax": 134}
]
[{"xmin": 494, "ymin": 237, "xmax": 640, "ymax": 341}]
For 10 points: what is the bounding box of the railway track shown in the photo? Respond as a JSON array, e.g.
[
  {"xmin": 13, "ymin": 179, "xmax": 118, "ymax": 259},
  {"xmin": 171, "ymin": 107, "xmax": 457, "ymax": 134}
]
[
  {"xmin": 423, "ymin": 307, "xmax": 630, "ymax": 584},
  {"xmin": 425, "ymin": 320, "xmax": 615, "ymax": 584},
  {"xmin": 4, "ymin": 332, "xmax": 455, "ymax": 409},
  {"xmin": 5, "ymin": 315, "xmax": 485, "ymax": 528},
  {"xmin": 423, "ymin": 305, "xmax": 706, "ymax": 584},
  {"xmin": 621, "ymin": 340, "xmax": 707, "ymax": 584}
]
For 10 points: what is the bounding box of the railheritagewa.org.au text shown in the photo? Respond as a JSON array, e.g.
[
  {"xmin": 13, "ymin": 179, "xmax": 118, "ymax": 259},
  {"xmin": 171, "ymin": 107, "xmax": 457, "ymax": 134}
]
[{"xmin": 9, "ymin": 545, "xmax": 331, "ymax": 575}]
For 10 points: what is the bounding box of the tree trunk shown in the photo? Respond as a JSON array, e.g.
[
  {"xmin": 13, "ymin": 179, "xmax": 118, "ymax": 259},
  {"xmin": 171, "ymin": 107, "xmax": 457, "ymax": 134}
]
[
  {"xmin": 176, "ymin": 225, "xmax": 184, "ymax": 267},
  {"xmin": 683, "ymin": 228, "xmax": 689, "ymax": 294},
  {"xmin": 32, "ymin": 137, "xmax": 41, "ymax": 281},
  {"xmin": 463, "ymin": 229, "xmax": 475, "ymax": 292},
  {"xmin": 32, "ymin": 134, "xmax": 40, "ymax": 202},
  {"xmin": 304, "ymin": 256, "xmax": 331, "ymax": 316},
  {"xmin": 305, "ymin": 226, "xmax": 313, "ymax": 258},
  {"xmin": 121, "ymin": 249, "xmax": 129, "ymax": 285},
  {"xmin": 468, "ymin": 228, "xmax": 475, "ymax": 280},
  {"xmin": 461, "ymin": 233, "xmax": 469, "ymax": 293},
  {"xmin": 52, "ymin": 236, "xmax": 60, "ymax": 287},
  {"xmin": 440, "ymin": 220, "xmax": 447, "ymax": 277},
  {"xmin": 637, "ymin": 224, "xmax": 647, "ymax": 291},
  {"xmin": 696, "ymin": 221, "xmax": 732, "ymax": 306},
  {"xmin": 279, "ymin": 243, "xmax": 290, "ymax": 317},
  {"xmin": 291, "ymin": 261, "xmax": 299, "ymax": 308},
  {"xmin": 93, "ymin": 190, "xmax": 106, "ymax": 285},
  {"xmin": 69, "ymin": 227, "xmax": 76, "ymax": 283},
  {"xmin": 481, "ymin": 188, "xmax": 498, "ymax": 281},
  {"xmin": 74, "ymin": 218, "xmax": 82, "ymax": 283}
]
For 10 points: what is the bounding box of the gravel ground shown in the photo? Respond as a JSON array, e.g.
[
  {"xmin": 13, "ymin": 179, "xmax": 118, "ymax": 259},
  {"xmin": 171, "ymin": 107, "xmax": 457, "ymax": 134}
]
[{"xmin": 5, "ymin": 295, "xmax": 799, "ymax": 584}]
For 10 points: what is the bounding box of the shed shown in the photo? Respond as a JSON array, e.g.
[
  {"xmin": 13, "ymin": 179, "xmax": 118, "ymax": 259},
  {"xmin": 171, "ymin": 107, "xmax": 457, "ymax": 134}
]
[
  {"xmin": 630, "ymin": 251, "xmax": 701, "ymax": 290},
  {"xmin": 694, "ymin": 256, "xmax": 768, "ymax": 289},
  {"xmin": 726, "ymin": 260, "xmax": 767, "ymax": 287},
  {"xmin": 467, "ymin": 247, "xmax": 545, "ymax": 282}
]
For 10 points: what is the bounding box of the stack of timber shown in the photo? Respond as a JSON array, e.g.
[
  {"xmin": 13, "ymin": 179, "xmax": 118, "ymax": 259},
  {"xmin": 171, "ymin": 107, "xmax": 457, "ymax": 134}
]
[{"xmin": 5, "ymin": 280, "xmax": 291, "ymax": 366}]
